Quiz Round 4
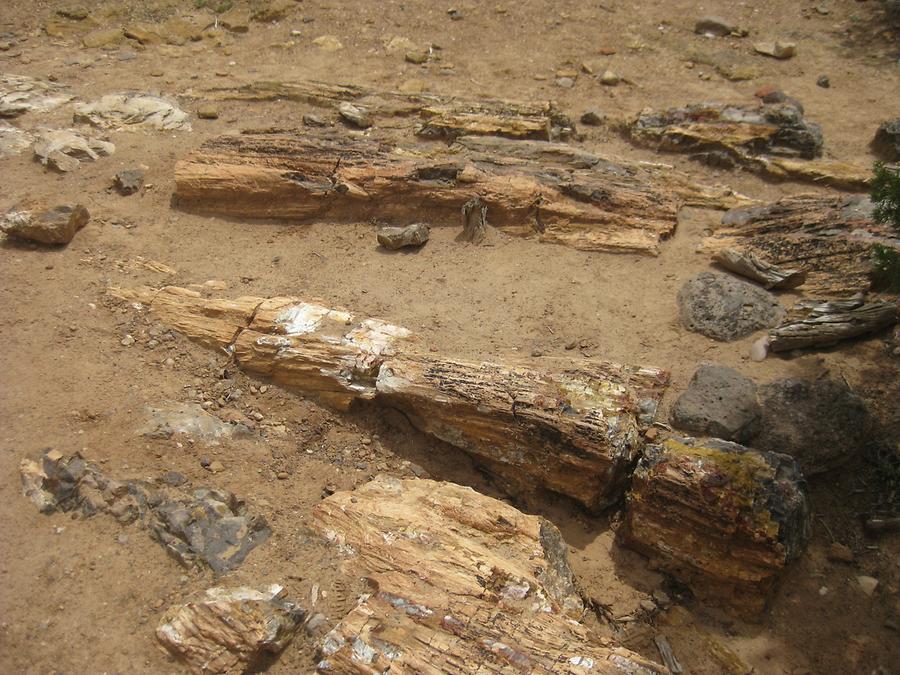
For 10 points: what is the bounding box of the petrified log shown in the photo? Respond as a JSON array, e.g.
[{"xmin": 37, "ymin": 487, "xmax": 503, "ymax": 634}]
[
  {"xmin": 713, "ymin": 248, "xmax": 806, "ymax": 289},
  {"xmin": 768, "ymin": 297, "xmax": 898, "ymax": 352},
  {"xmin": 619, "ymin": 437, "xmax": 811, "ymax": 616},
  {"xmin": 109, "ymin": 286, "xmax": 669, "ymax": 511},
  {"xmin": 620, "ymin": 103, "xmax": 868, "ymax": 188},
  {"xmin": 174, "ymin": 130, "xmax": 680, "ymax": 255},
  {"xmin": 313, "ymin": 476, "xmax": 665, "ymax": 673},
  {"xmin": 196, "ymin": 78, "xmax": 576, "ymax": 140},
  {"xmin": 157, "ymin": 585, "xmax": 304, "ymax": 675},
  {"xmin": 702, "ymin": 194, "xmax": 899, "ymax": 297},
  {"xmin": 460, "ymin": 195, "xmax": 487, "ymax": 243}
]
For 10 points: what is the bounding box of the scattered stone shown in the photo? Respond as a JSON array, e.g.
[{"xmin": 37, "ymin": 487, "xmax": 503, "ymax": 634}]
[
  {"xmin": 124, "ymin": 24, "xmax": 163, "ymax": 45},
  {"xmin": 694, "ymin": 17, "xmax": 738, "ymax": 37},
  {"xmin": 305, "ymin": 612, "xmax": 327, "ymax": 636},
  {"xmin": 376, "ymin": 223, "xmax": 430, "ymax": 250},
  {"xmin": 447, "ymin": 8, "xmax": 463, "ymax": 20},
  {"xmin": 33, "ymin": 128, "xmax": 115, "ymax": 172},
  {"xmin": 312, "ymin": 34, "xmax": 343, "ymax": 51},
  {"xmin": 599, "ymin": 69, "xmax": 620, "ymax": 85},
  {"xmin": 554, "ymin": 76, "xmax": 575, "ymax": 88},
  {"xmin": 677, "ymin": 272, "xmax": 785, "ymax": 341},
  {"xmin": 57, "ymin": 7, "xmax": 89, "ymax": 20},
  {"xmin": 20, "ymin": 450, "xmax": 271, "ymax": 572},
  {"xmin": 138, "ymin": 403, "xmax": 252, "ymax": 443},
  {"xmin": 114, "ymin": 169, "xmax": 144, "ymax": 195},
  {"xmin": 82, "ymin": 28, "xmax": 124, "ymax": 49},
  {"xmin": 197, "ymin": 104, "xmax": 219, "ymax": 120},
  {"xmin": 827, "ymin": 542, "xmax": 854, "ymax": 563},
  {"xmin": 251, "ymin": 0, "xmax": 294, "ymax": 23},
  {"xmin": 817, "ymin": 75, "xmax": 830, "ymax": 88},
  {"xmin": 0, "ymin": 122, "xmax": 32, "ymax": 157},
  {"xmin": 1, "ymin": 202, "xmax": 89, "ymax": 245},
  {"xmin": 0, "ymin": 74, "xmax": 73, "ymax": 117},
  {"xmin": 755, "ymin": 378, "xmax": 870, "ymax": 475},
  {"xmin": 117, "ymin": 50, "xmax": 137, "ymax": 61},
  {"xmin": 754, "ymin": 41, "xmax": 796, "ymax": 59},
  {"xmin": 156, "ymin": 17, "xmax": 202, "ymax": 45},
  {"xmin": 398, "ymin": 78, "xmax": 426, "ymax": 94},
  {"xmin": 652, "ymin": 590, "xmax": 671, "ymax": 608},
  {"xmin": 121, "ymin": 335, "xmax": 135, "ymax": 346},
  {"xmin": 749, "ymin": 335, "xmax": 770, "ymax": 362},
  {"xmin": 207, "ymin": 460, "xmax": 225, "ymax": 473},
  {"xmin": 404, "ymin": 48, "xmax": 430, "ymax": 64},
  {"xmin": 302, "ymin": 113, "xmax": 326, "ymax": 127},
  {"xmin": 220, "ymin": 8, "xmax": 251, "ymax": 33},
  {"xmin": 157, "ymin": 585, "xmax": 304, "ymax": 674},
  {"xmin": 276, "ymin": 471, "xmax": 289, "ymax": 480},
  {"xmin": 580, "ymin": 108, "xmax": 605, "ymax": 126},
  {"xmin": 857, "ymin": 576, "xmax": 879, "ymax": 597},
  {"xmin": 871, "ymin": 119, "xmax": 900, "ymax": 161},
  {"xmin": 74, "ymin": 93, "xmax": 191, "ymax": 131},
  {"xmin": 671, "ymin": 363, "xmax": 761, "ymax": 443},
  {"xmin": 337, "ymin": 101, "xmax": 372, "ymax": 128}
]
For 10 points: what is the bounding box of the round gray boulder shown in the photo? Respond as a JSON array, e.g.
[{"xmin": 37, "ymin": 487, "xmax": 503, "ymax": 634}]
[
  {"xmin": 677, "ymin": 272, "xmax": 785, "ymax": 341},
  {"xmin": 671, "ymin": 363, "xmax": 761, "ymax": 443}
]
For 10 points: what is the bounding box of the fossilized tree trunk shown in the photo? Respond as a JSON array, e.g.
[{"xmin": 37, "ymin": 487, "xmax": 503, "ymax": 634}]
[
  {"xmin": 196, "ymin": 78, "xmax": 576, "ymax": 140},
  {"xmin": 313, "ymin": 476, "xmax": 665, "ymax": 674},
  {"xmin": 769, "ymin": 298, "xmax": 898, "ymax": 351},
  {"xmin": 173, "ymin": 131, "xmax": 682, "ymax": 255},
  {"xmin": 619, "ymin": 103, "xmax": 869, "ymax": 189},
  {"xmin": 619, "ymin": 437, "xmax": 811, "ymax": 616},
  {"xmin": 109, "ymin": 286, "xmax": 669, "ymax": 511},
  {"xmin": 702, "ymin": 195, "xmax": 898, "ymax": 298}
]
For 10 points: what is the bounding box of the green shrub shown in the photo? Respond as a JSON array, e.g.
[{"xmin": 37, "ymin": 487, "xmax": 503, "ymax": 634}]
[{"xmin": 871, "ymin": 162, "xmax": 900, "ymax": 291}]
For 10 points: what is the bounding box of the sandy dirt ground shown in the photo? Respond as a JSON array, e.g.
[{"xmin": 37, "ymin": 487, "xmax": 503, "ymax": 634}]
[{"xmin": 1, "ymin": 0, "xmax": 899, "ymax": 673}]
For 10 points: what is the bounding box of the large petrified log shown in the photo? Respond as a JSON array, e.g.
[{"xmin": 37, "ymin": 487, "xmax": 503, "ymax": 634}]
[
  {"xmin": 110, "ymin": 286, "xmax": 669, "ymax": 511},
  {"xmin": 174, "ymin": 130, "xmax": 681, "ymax": 255},
  {"xmin": 196, "ymin": 78, "xmax": 576, "ymax": 140},
  {"xmin": 702, "ymin": 194, "xmax": 899, "ymax": 297},
  {"xmin": 619, "ymin": 437, "xmax": 811, "ymax": 616},
  {"xmin": 620, "ymin": 102, "xmax": 869, "ymax": 188},
  {"xmin": 313, "ymin": 476, "xmax": 664, "ymax": 673},
  {"xmin": 768, "ymin": 297, "xmax": 899, "ymax": 352}
]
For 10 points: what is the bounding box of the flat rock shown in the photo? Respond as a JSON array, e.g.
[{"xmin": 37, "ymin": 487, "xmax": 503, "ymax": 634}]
[
  {"xmin": 337, "ymin": 101, "xmax": 371, "ymax": 128},
  {"xmin": 0, "ymin": 73, "xmax": 73, "ymax": 117},
  {"xmin": 252, "ymin": 0, "xmax": 294, "ymax": 22},
  {"xmin": 74, "ymin": 93, "xmax": 191, "ymax": 131},
  {"xmin": 312, "ymin": 34, "xmax": 343, "ymax": 51},
  {"xmin": 871, "ymin": 118, "xmax": 900, "ymax": 161},
  {"xmin": 219, "ymin": 8, "xmax": 250, "ymax": 33},
  {"xmin": 677, "ymin": 272, "xmax": 785, "ymax": 341},
  {"xmin": 0, "ymin": 122, "xmax": 33, "ymax": 157},
  {"xmin": 580, "ymin": 108, "xmax": 605, "ymax": 126},
  {"xmin": 694, "ymin": 17, "xmax": 738, "ymax": 37},
  {"xmin": 33, "ymin": 128, "xmax": 115, "ymax": 172},
  {"xmin": 377, "ymin": 222, "xmax": 430, "ymax": 250},
  {"xmin": 754, "ymin": 41, "xmax": 796, "ymax": 59},
  {"xmin": 114, "ymin": 168, "xmax": 144, "ymax": 195},
  {"xmin": 197, "ymin": 103, "xmax": 219, "ymax": 119},
  {"xmin": 755, "ymin": 378, "xmax": 870, "ymax": 475},
  {"xmin": 671, "ymin": 363, "xmax": 761, "ymax": 443},
  {"xmin": 157, "ymin": 585, "xmax": 304, "ymax": 675},
  {"xmin": 82, "ymin": 28, "xmax": 124, "ymax": 48},
  {"xmin": 20, "ymin": 449, "xmax": 271, "ymax": 572},
  {"xmin": 1, "ymin": 202, "xmax": 89, "ymax": 245},
  {"xmin": 138, "ymin": 403, "xmax": 252, "ymax": 443}
]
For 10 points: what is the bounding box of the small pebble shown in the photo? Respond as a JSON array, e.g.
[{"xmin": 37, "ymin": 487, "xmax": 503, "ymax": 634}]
[
  {"xmin": 816, "ymin": 75, "xmax": 830, "ymax": 88},
  {"xmin": 121, "ymin": 335, "xmax": 135, "ymax": 346}
]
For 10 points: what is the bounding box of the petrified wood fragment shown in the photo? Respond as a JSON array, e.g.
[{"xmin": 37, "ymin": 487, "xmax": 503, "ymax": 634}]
[
  {"xmin": 713, "ymin": 248, "xmax": 806, "ymax": 289},
  {"xmin": 621, "ymin": 103, "xmax": 868, "ymax": 188},
  {"xmin": 703, "ymin": 195, "xmax": 899, "ymax": 297},
  {"xmin": 768, "ymin": 297, "xmax": 898, "ymax": 352},
  {"xmin": 110, "ymin": 286, "xmax": 669, "ymax": 511},
  {"xmin": 313, "ymin": 476, "xmax": 665, "ymax": 673},
  {"xmin": 174, "ymin": 131, "xmax": 680, "ymax": 255},
  {"xmin": 619, "ymin": 437, "xmax": 811, "ymax": 616},
  {"xmin": 157, "ymin": 585, "xmax": 304, "ymax": 675},
  {"xmin": 197, "ymin": 78, "xmax": 576, "ymax": 140}
]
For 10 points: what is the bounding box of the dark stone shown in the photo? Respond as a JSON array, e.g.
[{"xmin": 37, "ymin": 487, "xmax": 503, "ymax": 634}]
[
  {"xmin": 114, "ymin": 168, "xmax": 144, "ymax": 195},
  {"xmin": 871, "ymin": 119, "xmax": 900, "ymax": 161},
  {"xmin": 1, "ymin": 203, "xmax": 90, "ymax": 245},
  {"xmin": 677, "ymin": 272, "xmax": 785, "ymax": 341},
  {"xmin": 755, "ymin": 378, "xmax": 870, "ymax": 475},
  {"xmin": 671, "ymin": 363, "xmax": 761, "ymax": 443},
  {"xmin": 816, "ymin": 75, "xmax": 830, "ymax": 88},
  {"xmin": 580, "ymin": 108, "xmax": 606, "ymax": 126},
  {"xmin": 694, "ymin": 17, "xmax": 735, "ymax": 37},
  {"xmin": 377, "ymin": 222, "xmax": 430, "ymax": 250}
]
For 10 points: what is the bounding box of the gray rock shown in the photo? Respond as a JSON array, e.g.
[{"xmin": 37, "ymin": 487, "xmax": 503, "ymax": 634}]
[
  {"xmin": 377, "ymin": 222, "xmax": 430, "ymax": 250},
  {"xmin": 554, "ymin": 76, "xmax": 575, "ymax": 88},
  {"xmin": 1, "ymin": 202, "xmax": 89, "ymax": 245},
  {"xmin": 694, "ymin": 17, "xmax": 736, "ymax": 37},
  {"xmin": 754, "ymin": 41, "xmax": 796, "ymax": 59},
  {"xmin": 677, "ymin": 272, "xmax": 785, "ymax": 341},
  {"xmin": 755, "ymin": 378, "xmax": 870, "ymax": 475},
  {"xmin": 138, "ymin": 403, "xmax": 252, "ymax": 443},
  {"xmin": 816, "ymin": 75, "xmax": 830, "ymax": 88},
  {"xmin": 302, "ymin": 113, "xmax": 327, "ymax": 127},
  {"xmin": 114, "ymin": 168, "xmax": 144, "ymax": 195},
  {"xmin": 671, "ymin": 363, "xmax": 761, "ymax": 443},
  {"xmin": 580, "ymin": 108, "xmax": 606, "ymax": 126},
  {"xmin": 871, "ymin": 118, "xmax": 900, "ymax": 161},
  {"xmin": 338, "ymin": 101, "xmax": 372, "ymax": 128},
  {"xmin": 20, "ymin": 449, "xmax": 271, "ymax": 573}
]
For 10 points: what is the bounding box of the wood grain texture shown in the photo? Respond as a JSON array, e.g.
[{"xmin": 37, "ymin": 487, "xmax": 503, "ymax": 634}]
[
  {"xmin": 313, "ymin": 476, "xmax": 665, "ymax": 674},
  {"xmin": 769, "ymin": 298, "xmax": 898, "ymax": 352},
  {"xmin": 111, "ymin": 286, "xmax": 669, "ymax": 511}
]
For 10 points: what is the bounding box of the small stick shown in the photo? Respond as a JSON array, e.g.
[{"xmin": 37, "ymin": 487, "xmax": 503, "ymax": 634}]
[{"xmin": 654, "ymin": 635, "xmax": 683, "ymax": 674}]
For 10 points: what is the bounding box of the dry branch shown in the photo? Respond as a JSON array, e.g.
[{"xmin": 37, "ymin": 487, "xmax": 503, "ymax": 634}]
[{"xmin": 111, "ymin": 286, "xmax": 669, "ymax": 511}]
